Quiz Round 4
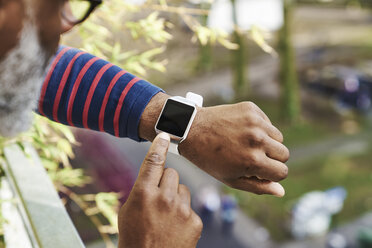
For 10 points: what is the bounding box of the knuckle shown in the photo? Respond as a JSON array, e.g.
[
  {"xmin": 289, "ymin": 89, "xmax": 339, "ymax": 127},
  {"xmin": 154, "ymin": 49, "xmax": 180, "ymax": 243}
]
[
  {"xmin": 244, "ymin": 101, "xmax": 256, "ymax": 110},
  {"xmin": 249, "ymin": 116, "xmax": 259, "ymax": 126},
  {"xmin": 177, "ymin": 204, "xmax": 192, "ymax": 219},
  {"xmin": 247, "ymin": 152, "xmax": 262, "ymax": 166},
  {"xmin": 244, "ymin": 113, "xmax": 259, "ymax": 126},
  {"xmin": 239, "ymin": 101, "xmax": 256, "ymax": 114},
  {"xmin": 246, "ymin": 130, "xmax": 256, "ymax": 140},
  {"xmin": 246, "ymin": 129, "xmax": 264, "ymax": 145},
  {"xmin": 164, "ymin": 168, "xmax": 179, "ymax": 179},
  {"xmin": 179, "ymin": 184, "xmax": 190, "ymax": 195},
  {"xmin": 158, "ymin": 193, "xmax": 175, "ymax": 209},
  {"xmin": 145, "ymin": 152, "xmax": 165, "ymax": 166},
  {"xmin": 238, "ymin": 101, "xmax": 250, "ymax": 111},
  {"xmin": 191, "ymin": 213, "xmax": 203, "ymax": 233},
  {"xmin": 254, "ymin": 132, "xmax": 265, "ymax": 144},
  {"xmin": 133, "ymin": 186, "xmax": 152, "ymax": 200}
]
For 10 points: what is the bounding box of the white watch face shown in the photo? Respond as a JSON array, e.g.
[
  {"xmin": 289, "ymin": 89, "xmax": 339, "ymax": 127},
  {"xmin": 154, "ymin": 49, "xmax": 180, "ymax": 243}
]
[{"xmin": 156, "ymin": 99, "xmax": 196, "ymax": 138}]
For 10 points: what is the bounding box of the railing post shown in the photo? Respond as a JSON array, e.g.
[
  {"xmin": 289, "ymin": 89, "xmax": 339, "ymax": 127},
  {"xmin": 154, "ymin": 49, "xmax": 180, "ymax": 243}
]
[{"xmin": 1, "ymin": 143, "xmax": 85, "ymax": 248}]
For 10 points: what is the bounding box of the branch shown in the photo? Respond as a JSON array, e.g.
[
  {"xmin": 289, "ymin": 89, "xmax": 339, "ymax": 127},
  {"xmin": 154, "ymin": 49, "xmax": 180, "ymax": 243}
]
[{"xmin": 58, "ymin": 185, "xmax": 116, "ymax": 248}]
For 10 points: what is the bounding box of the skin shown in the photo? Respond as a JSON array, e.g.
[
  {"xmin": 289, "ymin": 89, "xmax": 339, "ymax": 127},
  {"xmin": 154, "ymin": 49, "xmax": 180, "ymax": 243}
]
[
  {"xmin": 0, "ymin": 0, "xmax": 25, "ymax": 59},
  {"xmin": 118, "ymin": 133, "xmax": 203, "ymax": 248},
  {"xmin": 139, "ymin": 93, "xmax": 290, "ymax": 196},
  {"xmin": 0, "ymin": 0, "xmax": 72, "ymax": 62}
]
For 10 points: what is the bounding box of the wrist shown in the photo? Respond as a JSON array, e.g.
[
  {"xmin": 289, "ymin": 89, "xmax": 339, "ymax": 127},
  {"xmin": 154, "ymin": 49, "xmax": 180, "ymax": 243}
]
[{"xmin": 138, "ymin": 92, "xmax": 169, "ymax": 141}]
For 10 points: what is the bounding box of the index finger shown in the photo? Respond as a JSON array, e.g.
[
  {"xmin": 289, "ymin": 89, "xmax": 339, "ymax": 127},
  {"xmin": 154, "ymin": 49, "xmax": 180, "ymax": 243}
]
[{"xmin": 135, "ymin": 132, "xmax": 170, "ymax": 187}]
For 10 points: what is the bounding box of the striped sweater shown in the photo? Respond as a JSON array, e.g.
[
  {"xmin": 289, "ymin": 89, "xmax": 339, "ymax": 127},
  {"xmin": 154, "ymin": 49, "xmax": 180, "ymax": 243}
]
[{"xmin": 37, "ymin": 46, "xmax": 162, "ymax": 141}]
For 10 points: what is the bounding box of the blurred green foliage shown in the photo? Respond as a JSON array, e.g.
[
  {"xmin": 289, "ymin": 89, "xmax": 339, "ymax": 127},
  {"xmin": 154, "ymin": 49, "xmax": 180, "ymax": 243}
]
[
  {"xmin": 63, "ymin": 0, "xmax": 240, "ymax": 79},
  {"xmin": 0, "ymin": 115, "xmax": 121, "ymax": 247}
]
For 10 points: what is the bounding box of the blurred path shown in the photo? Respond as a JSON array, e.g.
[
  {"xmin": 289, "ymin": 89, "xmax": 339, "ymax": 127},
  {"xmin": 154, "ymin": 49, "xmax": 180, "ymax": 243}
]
[
  {"xmin": 165, "ymin": 53, "xmax": 281, "ymax": 101},
  {"xmin": 288, "ymin": 131, "xmax": 372, "ymax": 166}
]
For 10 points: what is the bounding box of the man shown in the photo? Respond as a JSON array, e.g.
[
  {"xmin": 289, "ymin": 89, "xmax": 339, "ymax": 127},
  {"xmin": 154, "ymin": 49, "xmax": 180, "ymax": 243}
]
[{"xmin": 0, "ymin": 0, "xmax": 289, "ymax": 246}]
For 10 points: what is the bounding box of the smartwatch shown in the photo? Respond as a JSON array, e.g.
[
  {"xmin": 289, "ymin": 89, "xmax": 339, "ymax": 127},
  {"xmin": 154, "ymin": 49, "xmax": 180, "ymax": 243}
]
[{"xmin": 155, "ymin": 92, "xmax": 203, "ymax": 155}]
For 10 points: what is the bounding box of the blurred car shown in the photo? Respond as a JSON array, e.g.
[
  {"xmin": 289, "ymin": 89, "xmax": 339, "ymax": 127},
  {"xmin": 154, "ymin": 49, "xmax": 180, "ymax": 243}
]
[{"xmin": 302, "ymin": 65, "xmax": 372, "ymax": 113}]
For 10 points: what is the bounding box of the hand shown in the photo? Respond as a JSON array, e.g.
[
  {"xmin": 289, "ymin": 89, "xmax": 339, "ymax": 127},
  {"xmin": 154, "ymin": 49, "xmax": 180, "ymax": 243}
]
[
  {"xmin": 118, "ymin": 133, "xmax": 203, "ymax": 248},
  {"xmin": 179, "ymin": 101, "xmax": 289, "ymax": 197}
]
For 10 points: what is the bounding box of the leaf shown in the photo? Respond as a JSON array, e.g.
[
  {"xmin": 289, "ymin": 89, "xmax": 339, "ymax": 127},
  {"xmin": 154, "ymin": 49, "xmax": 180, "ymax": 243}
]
[
  {"xmin": 95, "ymin": 192, "xmax": 120, "ymax": 228},
  {"xmin": 41, "ymin": 158, "xmax": 59, "ymax": 171},
  {"xmin": 249, "ymin": 25, "xmax": 278, "ymax": 57},
  {"xmin": 125, "ymin": 12, "xmax": 172, "ymax": 44},
  {"xmin": 57, "ymin": 139, "xmax": 74, "ymax": 159},
  {"xmin": 54, "ymin": 168, "xmax": 91, "ymax": 187}
]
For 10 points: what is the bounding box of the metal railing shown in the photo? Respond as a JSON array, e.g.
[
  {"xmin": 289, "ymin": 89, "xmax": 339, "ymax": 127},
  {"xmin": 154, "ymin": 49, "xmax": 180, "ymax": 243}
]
[{"xmin": 1, "ymin": 143, "xmax": 84, "ymax": 248}]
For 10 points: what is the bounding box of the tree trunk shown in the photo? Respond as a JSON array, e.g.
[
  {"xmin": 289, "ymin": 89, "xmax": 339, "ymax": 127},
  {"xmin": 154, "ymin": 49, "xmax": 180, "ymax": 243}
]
[
  {"xmin": 231, "ymin": 0, "xmax": 248, "ymax": 100},
  {"xmin": 278, "ymin": 0, "xmax": 300, "ymax": 123},
  {"xmin": 196, "ymin": 2, "xmax": 212, "ymax": 72}
]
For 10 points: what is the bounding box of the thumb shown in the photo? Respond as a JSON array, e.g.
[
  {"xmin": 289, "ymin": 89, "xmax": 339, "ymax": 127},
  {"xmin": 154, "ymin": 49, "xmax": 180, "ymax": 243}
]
[{"xmin": 136, "ymin": 132, "xmax": 170, "ymax": 187}]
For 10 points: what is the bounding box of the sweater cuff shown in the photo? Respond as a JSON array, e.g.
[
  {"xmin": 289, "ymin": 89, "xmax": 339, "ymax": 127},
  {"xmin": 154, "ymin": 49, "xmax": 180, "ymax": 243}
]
[{"xmin": 123, "ymin": 82, "xmax": 164, "ymax": 142}]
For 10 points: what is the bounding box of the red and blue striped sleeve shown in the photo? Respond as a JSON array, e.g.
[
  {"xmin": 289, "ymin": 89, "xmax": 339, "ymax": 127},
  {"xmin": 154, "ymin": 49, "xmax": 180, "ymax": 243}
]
[{"xmin": 37, "ymin": 46, "xmax": 163, "ymax": 141}]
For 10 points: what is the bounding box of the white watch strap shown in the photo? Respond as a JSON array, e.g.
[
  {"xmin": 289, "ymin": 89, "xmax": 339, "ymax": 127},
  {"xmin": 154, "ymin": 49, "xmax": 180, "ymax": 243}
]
[
  {"xmin": 186, "ymin": 92, "xmax": 203, "ymax": 107},
  {"xmin": 168, "ymin": 142, "xmax": 180, "ymax": 155}
]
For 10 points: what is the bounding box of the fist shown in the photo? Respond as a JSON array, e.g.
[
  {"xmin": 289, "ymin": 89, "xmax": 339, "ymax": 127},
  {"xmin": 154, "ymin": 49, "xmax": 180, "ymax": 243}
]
[{"xmin": 179, "ymin": 101, "xmax": 289, "ymax": 197}]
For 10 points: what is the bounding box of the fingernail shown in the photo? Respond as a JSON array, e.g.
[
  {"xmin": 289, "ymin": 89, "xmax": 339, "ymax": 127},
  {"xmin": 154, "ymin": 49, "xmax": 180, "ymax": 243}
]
[
  {"xmin": 273, "ymin": 183, "xmax": 285, "ymax": 197},
  {"xmin": 158, "ymin": 132, "xmax": 170, "ymax": 141}
]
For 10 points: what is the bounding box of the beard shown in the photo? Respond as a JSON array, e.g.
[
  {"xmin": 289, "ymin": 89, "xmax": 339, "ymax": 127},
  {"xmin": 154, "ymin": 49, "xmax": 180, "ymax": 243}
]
[{"xmin": 0, "ymin": 22, "xmax": 51, "ymax": 137}]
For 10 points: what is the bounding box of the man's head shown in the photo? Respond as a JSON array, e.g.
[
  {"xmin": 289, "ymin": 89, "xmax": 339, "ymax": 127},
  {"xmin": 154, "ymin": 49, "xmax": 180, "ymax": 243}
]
[
  {"xmin": 0, "ymin": 0, "xmax": 99, "ymax": 137},
  {"xmin": 0, "ymin": 0, "xmax": 66, "ymax": 136}
]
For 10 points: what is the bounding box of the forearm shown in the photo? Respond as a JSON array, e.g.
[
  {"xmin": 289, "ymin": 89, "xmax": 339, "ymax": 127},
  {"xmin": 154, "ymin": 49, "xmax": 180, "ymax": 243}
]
[{"xmin": 38, "ymin": 46, "xmax": 162, "ymax": 141}]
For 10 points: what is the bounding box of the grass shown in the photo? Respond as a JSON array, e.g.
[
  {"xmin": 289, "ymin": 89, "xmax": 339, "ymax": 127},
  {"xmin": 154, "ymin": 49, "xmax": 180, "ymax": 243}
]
[{"xmin": 225, "ymin": 145, "xmax": 372, "ymax": 242}]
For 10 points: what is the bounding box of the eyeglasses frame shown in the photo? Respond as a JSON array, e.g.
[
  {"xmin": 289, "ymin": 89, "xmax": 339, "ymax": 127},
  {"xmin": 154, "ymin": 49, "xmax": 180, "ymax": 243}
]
[{"xmin": 62, "ymin": 0, "xmax": 103, "ymax": 25}]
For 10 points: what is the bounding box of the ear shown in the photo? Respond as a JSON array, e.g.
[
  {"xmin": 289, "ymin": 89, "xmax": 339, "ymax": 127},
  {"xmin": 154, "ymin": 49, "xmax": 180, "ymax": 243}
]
[{"xmin": 61, "ymin": 17, "xmax": 74, "ymax": 33}]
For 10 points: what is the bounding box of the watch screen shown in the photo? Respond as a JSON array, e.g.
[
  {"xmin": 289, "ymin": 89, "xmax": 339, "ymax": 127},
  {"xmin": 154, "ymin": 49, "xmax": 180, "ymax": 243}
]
[{"xmin": 156, "ymin": 99, "xmax": 195, "ymax": 137}]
